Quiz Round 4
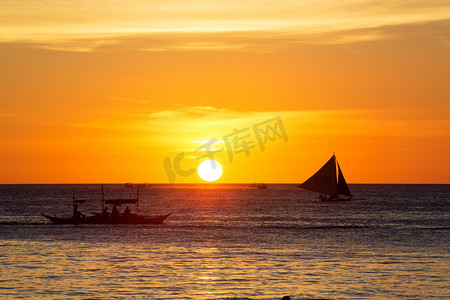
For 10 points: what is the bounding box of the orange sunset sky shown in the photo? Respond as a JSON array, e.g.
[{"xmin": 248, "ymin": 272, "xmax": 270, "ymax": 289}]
[{"xmin": 1, "ymin": 0, "xmax": 449, "ymax": 184}]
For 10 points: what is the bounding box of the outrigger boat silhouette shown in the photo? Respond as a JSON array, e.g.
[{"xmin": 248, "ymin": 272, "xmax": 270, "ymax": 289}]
[{"xmin": 42, "ymin": 185, "xmax": 171, "ymax": 224}]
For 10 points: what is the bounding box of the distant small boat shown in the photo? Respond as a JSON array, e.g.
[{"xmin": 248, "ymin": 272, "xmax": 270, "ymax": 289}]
[
  {"xmin": 297, "ymin": 154, "xmax": 353, "ymax": 202},
  {"xmin": 125, "ymin": 182, "xmax": 151, "ymax": 188},
  {"xmin": 138, "ymin": 183, "xmax": 151, "ymax": 188},
  {"xmin": 251, "ymin": 182, "xmax": 268, "ymax": 189}
]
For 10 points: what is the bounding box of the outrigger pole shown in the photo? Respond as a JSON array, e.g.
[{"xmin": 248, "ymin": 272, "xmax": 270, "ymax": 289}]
[
  {"xmin": 102, "ymin": 184, "xmax": 139, "ymax": 213},
  {"xmin": 73, "ymin": 184, "xmax": 140, "ymax": 214},
  {"xmin": 72, "ymin": 190, "xmax": 85, "ymax": 209}
]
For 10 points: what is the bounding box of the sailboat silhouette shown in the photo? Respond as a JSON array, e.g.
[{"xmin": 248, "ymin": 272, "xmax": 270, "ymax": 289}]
[{"xmin": 298, "ymin": 154, "xmax": 352, "ymax": 202}]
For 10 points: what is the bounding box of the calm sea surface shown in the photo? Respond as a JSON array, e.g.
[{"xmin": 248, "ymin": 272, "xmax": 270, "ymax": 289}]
[{"xmin": 0, "ymin": 184, "xmax": 448, "ymax": 299}]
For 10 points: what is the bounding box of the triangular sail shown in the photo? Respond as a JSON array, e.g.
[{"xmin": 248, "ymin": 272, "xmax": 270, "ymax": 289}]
[
  {"xmin": 337, "ymin": 163, "xmax": 352, "ymax": 196},
  {"xmin": 298, "ymin": 155, "xmax": 338, "ymax": 196},
  {"xmin": 298, "ymin": 154, "xmax": 352, "ymax": 197}
]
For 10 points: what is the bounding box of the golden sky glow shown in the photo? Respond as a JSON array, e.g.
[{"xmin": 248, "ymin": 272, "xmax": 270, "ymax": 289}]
[{"xmin": 1, "ymin": 1, "xmax": 449, "ymax": 183}]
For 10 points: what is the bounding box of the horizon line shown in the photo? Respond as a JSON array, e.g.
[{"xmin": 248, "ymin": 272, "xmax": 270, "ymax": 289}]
[{"xmin": 0, "ymin": 182, "xmax": 448, "ymax": 185}]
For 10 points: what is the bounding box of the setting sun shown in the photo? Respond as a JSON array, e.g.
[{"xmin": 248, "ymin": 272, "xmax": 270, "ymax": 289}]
[{"xmin": 198, "ymin": 160, "xmax": 223, "ymax": 182}]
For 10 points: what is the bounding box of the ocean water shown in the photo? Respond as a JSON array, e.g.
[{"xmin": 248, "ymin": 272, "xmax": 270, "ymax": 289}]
[{"xmin": 0, "ymin": 184, "xmax": 448, "ymax": 299}]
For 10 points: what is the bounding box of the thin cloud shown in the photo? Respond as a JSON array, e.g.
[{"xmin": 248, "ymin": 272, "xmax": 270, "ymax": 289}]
[
  {"xmin": 1, "ymin": 0, "xmax": 450, "ymax": 52},
  {"xmin": 146, "ymin": 105, "xmax": 450, "ymax": 139},
  {"xmin": 4, "ymin": 19, "xmax": 447, "ymax": 52},
  {"xmin": 109, "ymin": 96, "xmax": 148, "ymax": 104}
]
